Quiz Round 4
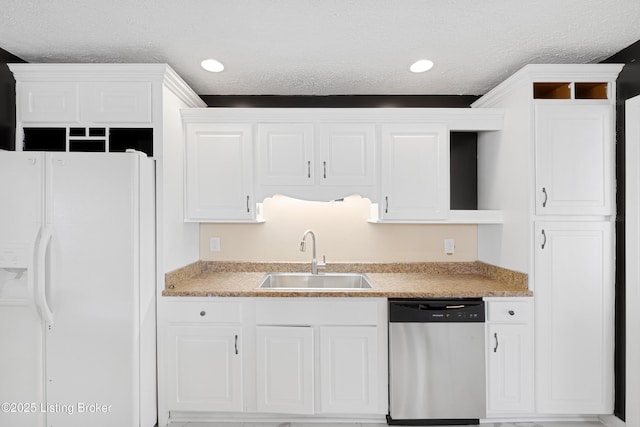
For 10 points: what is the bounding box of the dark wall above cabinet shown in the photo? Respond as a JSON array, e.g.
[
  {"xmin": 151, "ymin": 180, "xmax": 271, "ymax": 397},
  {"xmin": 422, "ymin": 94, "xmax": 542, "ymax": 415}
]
[
  {"xmin": 450, "ymin": 132, "xmax": 478, "ymax": 210},
  {"xmin": 201, "ymin": 95, "xmax": 480, "ymax": 108}
]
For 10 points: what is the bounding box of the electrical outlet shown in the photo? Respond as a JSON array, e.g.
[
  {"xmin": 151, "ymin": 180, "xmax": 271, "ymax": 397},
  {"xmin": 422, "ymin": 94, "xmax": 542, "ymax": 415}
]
[
  {"xmin": 210, "ymin": 237, "xmax": 221, "ymax": 252},
  {"xmin": 444, "ymin": 239, "xmax": 455, "ymax": 255}
]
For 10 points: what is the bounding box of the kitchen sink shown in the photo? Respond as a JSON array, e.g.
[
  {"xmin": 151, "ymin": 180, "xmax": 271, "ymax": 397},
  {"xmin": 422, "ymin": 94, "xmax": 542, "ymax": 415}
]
[{"xmin": 257, "ymin": 272, "xmax": 373, "ymax": 290}]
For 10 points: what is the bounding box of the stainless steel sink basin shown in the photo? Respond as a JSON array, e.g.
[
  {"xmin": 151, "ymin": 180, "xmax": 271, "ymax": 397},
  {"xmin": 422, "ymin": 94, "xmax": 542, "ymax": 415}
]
[{"xmin": 257, "ymin": 273, "xmax": 373, "ymax": 290}]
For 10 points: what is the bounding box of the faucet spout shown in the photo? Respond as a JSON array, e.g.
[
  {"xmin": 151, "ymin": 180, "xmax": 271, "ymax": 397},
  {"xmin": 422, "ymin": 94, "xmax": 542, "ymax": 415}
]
[{"xmin": 300, "ymin": 229, "xmax": 324, "ymax": 275}]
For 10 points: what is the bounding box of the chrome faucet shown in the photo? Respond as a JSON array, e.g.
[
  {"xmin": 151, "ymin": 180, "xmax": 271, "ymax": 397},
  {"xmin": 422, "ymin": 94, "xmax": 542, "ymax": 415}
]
[{"xmin": 300, "ymin": 229, "xmax": 326, "ymax": 275}]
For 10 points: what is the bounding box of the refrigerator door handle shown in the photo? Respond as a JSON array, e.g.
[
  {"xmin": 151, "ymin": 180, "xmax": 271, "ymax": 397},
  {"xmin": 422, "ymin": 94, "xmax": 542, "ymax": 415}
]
[
  {"xmin": 36, "ymin": 225, "xmax": 54, "ymax": 326},
  {"xmin": 28, "ymin": 230, "xmax": 42, "ymax": 301}
]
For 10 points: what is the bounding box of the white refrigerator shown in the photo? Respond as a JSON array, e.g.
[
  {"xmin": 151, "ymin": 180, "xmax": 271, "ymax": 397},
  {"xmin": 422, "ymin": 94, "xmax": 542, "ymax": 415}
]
[{"xmin": 0, "ymin": 151, "xmax": 156, "ymax": 427}]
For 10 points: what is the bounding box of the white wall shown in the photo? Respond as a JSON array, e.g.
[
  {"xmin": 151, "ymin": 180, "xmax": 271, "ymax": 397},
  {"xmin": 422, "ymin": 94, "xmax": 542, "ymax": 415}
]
[{"xmin": 200, "ymin": 195, "xmax": 478, "ymax": 263}]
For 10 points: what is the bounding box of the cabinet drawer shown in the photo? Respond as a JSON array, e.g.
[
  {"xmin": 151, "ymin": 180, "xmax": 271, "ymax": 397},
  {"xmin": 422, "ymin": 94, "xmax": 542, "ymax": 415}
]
[
  {"xmin": 487, "ymin": 300, "xmax": 531, "ymax": 323},
  {"xmin": 165, "ymin": 301, "xmax": 242, "ymax": 323}
]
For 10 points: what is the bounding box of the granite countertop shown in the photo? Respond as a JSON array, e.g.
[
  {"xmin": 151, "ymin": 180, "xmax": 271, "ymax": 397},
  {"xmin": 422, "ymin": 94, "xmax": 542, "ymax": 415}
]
[{"xmin": 163, "ymin": 261, "xmax": 532, "ymax": 298}]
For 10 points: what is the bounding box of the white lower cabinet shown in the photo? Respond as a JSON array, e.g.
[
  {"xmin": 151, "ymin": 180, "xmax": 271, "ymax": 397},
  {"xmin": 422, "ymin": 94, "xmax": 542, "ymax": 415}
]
[
  {"xmin": 160, "ymin": 298, "xmax": 387, "ymax": 424},
  {"xmin": 166, "ymin": 325, "xmax": 243, "ymax": 412},
  {"xmin": 254, "ymin": 298, "xmax": 386, "ymax": 417},
  {"xmin": 534, "ymin": 221, "xmax": 614, "ymax": 414},
  {"xmin": 256, "ymin": 326, "xmax": 315, "ymax": 415},
  {"xmin": 485, "ymin": 298, "xmax": 534, "ymax": 416},
  {"xmin": 319, "ymin": 326, "xmax": 378, "ymax": 414}
]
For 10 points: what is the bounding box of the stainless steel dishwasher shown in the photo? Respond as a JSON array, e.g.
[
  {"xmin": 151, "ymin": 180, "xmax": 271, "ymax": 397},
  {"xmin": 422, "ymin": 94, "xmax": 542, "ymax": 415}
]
[{"xmin": 388, "ymin": 299, "xmax": 486, "ymax": 425}]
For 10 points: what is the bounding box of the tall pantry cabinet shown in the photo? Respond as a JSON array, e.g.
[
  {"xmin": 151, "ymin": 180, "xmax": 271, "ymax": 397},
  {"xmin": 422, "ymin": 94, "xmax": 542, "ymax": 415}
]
[{"xmin": 473, "ymin": 64, "xmax": 623, "ymax": 416}]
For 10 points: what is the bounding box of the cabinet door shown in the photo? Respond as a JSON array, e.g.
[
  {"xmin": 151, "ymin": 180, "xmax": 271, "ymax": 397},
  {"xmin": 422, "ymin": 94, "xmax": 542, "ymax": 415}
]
[
  {"xmin": 487, "ymin": 324, "xmax": 534, "ymax": 414},
  {"xmin": 380, "ymin": 124, "xmax": 449, "ymax": 220},
  {"xmin": 319, "ymin": 326, "xmax": 378, "ymax": 414},
  {"xmin": 258, "ymin": 124, "xmax": 314, "ymax": 186},
  {"xmin": 81, "ymin": 82, "xmax": 152, "ymax": 123},
  {"xmin": 319, "ymin": 124, "xmax": 376, "ymax": 187},
  {"xmin": 18, "ymin": 82, "xmax": 79, "ymax": 123},
  {"xmin": 256, "ymin": 326, "xmax": 314, "ymax": 415},
  {"xmin": 534, "ymin": 221, "xmax": 613, "ymax": 414},
  {"xmin": 535, "ymin": 104, "xmax": 612, "ymax": 215},
  {"xmin": 165, "ymin": 325, "xmax": 242, "ymax": 412},
  {"xmin": 184, "ymin": 123, "xmax": 255, "ymax": 221}
]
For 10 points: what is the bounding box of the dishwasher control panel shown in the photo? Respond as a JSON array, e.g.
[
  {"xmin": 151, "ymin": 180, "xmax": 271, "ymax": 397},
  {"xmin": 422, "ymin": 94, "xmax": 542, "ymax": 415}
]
[{"xmin": 389, "ymin": 298, "xmax": 485, "ymax": 322}]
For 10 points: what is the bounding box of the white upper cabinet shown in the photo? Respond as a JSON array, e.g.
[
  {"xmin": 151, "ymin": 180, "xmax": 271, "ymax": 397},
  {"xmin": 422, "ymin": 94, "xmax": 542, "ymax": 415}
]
[
  {"xmin": 258, "ymin": 124, "xmax": 315, "ymax": 186},
  {"xmin": 180, "ymin": 108, "xmax": 504, "ymax": 221},
  {"xmin": 17, "ymin": 80, "xmax": 152, "ymax": 124},
  {"xmin": 319, "ymin": 123, "xmax": 376, "ymax": 187},
  {"xmin": 80, "ymin": 82, "xmax": 152, "ymax": 123},
  {"xmin": 380, "ymin": 124, "xmax": 449, "ymax": 220},
  {"xmin": 184, "ymin": 123, "xmax": 257, "ymax": 222},
  {"xmin": 256, "ymin": 122, "xmax": 376, "ymax": 200},
  {"xmin": 18, "ymin": 82, "xmax": 80, "ymax": 123},
  {"xmin": 535, "ymin": 104, "xmax": 613, "ymax": 216}
]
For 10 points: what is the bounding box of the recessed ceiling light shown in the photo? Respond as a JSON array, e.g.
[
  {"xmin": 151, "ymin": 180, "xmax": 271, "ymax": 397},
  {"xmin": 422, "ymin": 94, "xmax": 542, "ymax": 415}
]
[
  {"xmin": 201, "ymin": 59, "xmax": 225, "ymax": 73},
  {"xmin": 410, "ymin": 59, "xmax": 434, "ymax": 73}
]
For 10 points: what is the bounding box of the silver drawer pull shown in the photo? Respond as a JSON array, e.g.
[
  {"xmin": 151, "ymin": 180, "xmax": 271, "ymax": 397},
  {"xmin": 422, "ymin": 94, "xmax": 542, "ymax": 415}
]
[
  {"xmin": 200, "ymin": 311, "xmax": 206, "ymax": 317},
  {"xmin": 508, "ymin": 310, "xmax": 515, "ymax": 316}
]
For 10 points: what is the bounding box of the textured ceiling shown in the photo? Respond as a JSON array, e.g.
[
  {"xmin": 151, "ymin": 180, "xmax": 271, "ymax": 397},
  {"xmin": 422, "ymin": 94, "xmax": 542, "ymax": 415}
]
[{"xmin": 1, "ymin": 0, "xmax": 640, "ymax": 96}]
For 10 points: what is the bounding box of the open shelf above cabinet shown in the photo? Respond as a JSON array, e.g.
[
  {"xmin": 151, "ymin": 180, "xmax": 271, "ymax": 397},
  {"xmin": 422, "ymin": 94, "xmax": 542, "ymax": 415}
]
[
  {"xmin": 368, "ymin": 207, "xmax": 504, "ymax": 224},
  {"xmin": 532, "ymin": 82, "xmax": 609, "ymax": 100}
]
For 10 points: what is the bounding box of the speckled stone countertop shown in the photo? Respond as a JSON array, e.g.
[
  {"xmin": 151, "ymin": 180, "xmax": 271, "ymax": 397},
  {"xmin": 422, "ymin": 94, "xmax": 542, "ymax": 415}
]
[{"xmin": 163, "ymin": 261, "xmax": 531, "ymax": 298}]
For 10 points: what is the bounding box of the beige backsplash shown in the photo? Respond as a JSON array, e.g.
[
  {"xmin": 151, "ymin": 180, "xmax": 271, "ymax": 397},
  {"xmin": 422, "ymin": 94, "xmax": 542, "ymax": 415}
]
[{"xmin": 199, "ymin": 195, "xmax": 477, "ymax": 263}]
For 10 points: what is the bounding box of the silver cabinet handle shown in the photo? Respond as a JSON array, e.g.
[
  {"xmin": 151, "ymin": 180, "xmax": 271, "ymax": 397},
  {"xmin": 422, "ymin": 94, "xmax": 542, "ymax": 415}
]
[
  {"xmin": 542, "ymin": 187, "xmax": 548, "ymax": 207},
  {"xmin": 246, "ymin": 195, "xmax": 250, "ymax": 213},
  {"xmin": 234, "ymin": 335, "xmax": 239, "ymax": 355},
  {"xmin": 307, "ymin": 161, "xmax": 311, "ymax": 178},
  {"xmin": 541, "ymin": 229, "xmax": 547, "ymax": 249},
  {"xmin": 385, "ymin": 196, "xmax": 389, "ymax": 214},
  {"xmin": 493, "ymin": 332, "xmax": 499, "ymax": 353},
  {"xmin": 323, "ymin": 161, "xmax": 327, "ymax": 179}
]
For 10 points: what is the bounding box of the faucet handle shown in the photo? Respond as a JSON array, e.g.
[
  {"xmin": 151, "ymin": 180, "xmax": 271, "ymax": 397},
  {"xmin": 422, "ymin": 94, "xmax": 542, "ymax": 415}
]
[{"xmin": 317, "ymin": 255, "xmax": 327, "ymax": 272}]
